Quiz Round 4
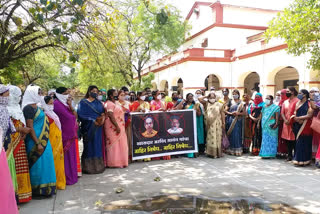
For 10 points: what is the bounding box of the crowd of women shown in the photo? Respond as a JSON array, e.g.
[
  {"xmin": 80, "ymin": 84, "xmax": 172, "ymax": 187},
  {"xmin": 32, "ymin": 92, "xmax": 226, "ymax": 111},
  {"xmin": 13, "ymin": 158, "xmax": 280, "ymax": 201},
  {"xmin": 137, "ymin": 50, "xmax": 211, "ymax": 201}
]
[{"xmin": 1, "ymin": 83, "xmax": 320, "ymax": 213}]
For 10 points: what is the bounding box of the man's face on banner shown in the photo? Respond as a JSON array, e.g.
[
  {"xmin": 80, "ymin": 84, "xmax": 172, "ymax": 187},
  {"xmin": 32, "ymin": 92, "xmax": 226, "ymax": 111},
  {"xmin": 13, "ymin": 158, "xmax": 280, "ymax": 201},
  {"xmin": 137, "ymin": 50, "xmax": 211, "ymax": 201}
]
[
  {"xmin": 171, "ymin": 119, "xmax": 180, "ymax": 130},
  {"xmin": 145, "ymin": 118, "xmax": 154, "ymax": 133}
]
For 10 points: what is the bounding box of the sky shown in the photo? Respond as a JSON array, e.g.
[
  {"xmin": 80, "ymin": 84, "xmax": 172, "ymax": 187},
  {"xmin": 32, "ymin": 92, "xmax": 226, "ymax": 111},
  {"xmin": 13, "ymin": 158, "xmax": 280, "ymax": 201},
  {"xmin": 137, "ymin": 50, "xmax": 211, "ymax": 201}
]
[{"xmin": 167, "ymin": 0, "xmax": 293, "ymax": 19}]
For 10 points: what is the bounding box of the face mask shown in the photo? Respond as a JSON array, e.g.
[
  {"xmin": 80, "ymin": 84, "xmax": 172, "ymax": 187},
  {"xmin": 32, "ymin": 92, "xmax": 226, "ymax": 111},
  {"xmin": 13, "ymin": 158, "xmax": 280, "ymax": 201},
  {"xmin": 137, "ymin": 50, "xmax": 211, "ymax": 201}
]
[
  {"xmin": 90, "ymin": 92, "xmax": 98, "ymax": 99},
  {"xmin": 0, "ymin": 96, "xmax": 9, "ymax": 106},
  {"xmin": 223, "ymin": 92, "xmax": 228, "ymax": 96},
  {"xmin": 130, "ymin": 96, "xmax": 136, "ymax": 102},
  {"xmin": 209, "ymin": 99, "xmax": 216, "ymax": 103},
  {"xmin": 125, "ymin": 95, "xmax": 130, "ymax": 101},
  {"xmin": 275, "ymin": 96, "xmax": 281, "ymax": 101},
  {"xmin": 233, "ymin": 95, "xmax": 239, "ymax": 99},
  {"xmin": 177, "ymin": 99, "xmax": 183, "ymax": 103},
  {"xmin": 56, "ymin": 93, "xmax": 69, "ymax": 105},
  {"xmin": 140, "ymin": 96, "xmax": 146, "ymax": 101},
  {"xmin": 47, "ymin": 105, "xmax": 54, "ymax": 111},
  {"xmin": 114, "ymin": 96, "xmax": 119, "ymax": 101},
  {"xmin": 148, "ymin": 96, "xmax": 153, "ymax": 101},
  {"xmin": 157, "ymin": 95, "xmax": 162, "ymax": 100},
  {"xmin": 172, "ymin": 97, "xmax": 178, "ymax": 101},
  {"xmin": 286, "ymin": 92, "xmax": 292, "ymax": 98},
  {"xmin": 297, "ymin": 94, "xmax": 304, "ymax": 100},
  {"xmin": 97, "ymin": 95, "xmax": 103, "ymax": 101},
  {"xmin": 265, "ymin": 100, "xmax": 271, "ymax": 105}
]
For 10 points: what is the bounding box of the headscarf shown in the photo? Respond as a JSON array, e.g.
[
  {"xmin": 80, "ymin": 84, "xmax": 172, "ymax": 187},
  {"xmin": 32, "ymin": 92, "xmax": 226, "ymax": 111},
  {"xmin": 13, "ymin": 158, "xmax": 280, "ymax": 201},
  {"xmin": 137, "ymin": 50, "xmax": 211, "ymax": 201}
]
[
  {"xmin": 278, "ymin": 89, "xmax": 288, "ymax": 107},
  {"xmin": 310, "ymin": 87, "xmax": 319, "ymax": 93},
  {"xmin": 56, "ymin": 87, "xmax": 69, "ymax": 106},
  {"xmin": 7, "ymin": 85, "xmax": 26, "ymax": 125},
  {"xmin": 0, "ymin": 84, "xmax": 16, "ymax": 142},
  {"xmin": 101, "ymin": 88, "xmax": 107, "ymax": 102},
  {"xmin": 22, "ymin": 85, "xmax": 42, "ymax": 109},
  {"xmin": 42, "ymin": 97, "xmax": 61, "ymax": 130},
  {"xmin": 253, "ymin": 92, "xmax": 264, "ymax": 107},
  {"xmin": 48, "ymin": 89, "xmax": 56, "ymax": 96}
]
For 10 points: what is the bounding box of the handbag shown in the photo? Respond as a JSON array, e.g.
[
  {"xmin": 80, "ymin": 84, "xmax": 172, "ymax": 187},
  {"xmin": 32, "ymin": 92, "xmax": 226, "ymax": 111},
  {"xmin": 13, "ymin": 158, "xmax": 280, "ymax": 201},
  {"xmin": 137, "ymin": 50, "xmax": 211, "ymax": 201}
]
[{"xmin": 311, "ymin": 113, "xmax": 320, "ymax": 134}]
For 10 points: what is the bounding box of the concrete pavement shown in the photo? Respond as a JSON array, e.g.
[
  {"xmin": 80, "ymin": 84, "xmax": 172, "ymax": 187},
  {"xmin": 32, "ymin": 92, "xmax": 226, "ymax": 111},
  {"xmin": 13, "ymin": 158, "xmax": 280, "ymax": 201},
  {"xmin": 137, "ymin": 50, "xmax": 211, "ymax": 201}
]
[{"xmin": 20, "ymin": 155, "xmax": 320, "ymax": 214}]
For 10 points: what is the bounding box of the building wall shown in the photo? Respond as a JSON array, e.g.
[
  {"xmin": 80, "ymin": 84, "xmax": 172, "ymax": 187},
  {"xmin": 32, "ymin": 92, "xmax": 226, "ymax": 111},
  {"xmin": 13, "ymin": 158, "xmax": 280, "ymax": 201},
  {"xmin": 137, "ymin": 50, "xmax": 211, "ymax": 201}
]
[
  {"xmin": 188, "ymin": 5, "xmax": 215, "ymax": 37},
  {"xmin": 223, "ymin": 6, "xmax": 279, "ymax": 27}
]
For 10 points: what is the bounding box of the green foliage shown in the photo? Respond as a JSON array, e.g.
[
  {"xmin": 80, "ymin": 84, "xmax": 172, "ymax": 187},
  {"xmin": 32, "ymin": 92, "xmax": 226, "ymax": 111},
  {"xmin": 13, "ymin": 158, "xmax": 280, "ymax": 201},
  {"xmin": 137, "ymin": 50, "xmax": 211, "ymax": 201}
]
[
  {"xmin": 131, "ymin": 73, "xmax": 155, "ymax": 92},
  {"xmin": 265, "ymin": 0, "xmax": 320, "ymax": 70}
]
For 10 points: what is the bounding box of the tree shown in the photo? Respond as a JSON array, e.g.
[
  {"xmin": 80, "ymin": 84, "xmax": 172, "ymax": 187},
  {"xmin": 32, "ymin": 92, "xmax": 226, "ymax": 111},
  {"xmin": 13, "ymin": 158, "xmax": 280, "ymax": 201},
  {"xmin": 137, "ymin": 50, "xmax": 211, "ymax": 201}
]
[
  {"xmin": 82, "ymin": 0, "xmax": 189, "ymax": 87},
  {"xmin": 0, "ymin": 50, "xmax": 77, "ymax": 91},
  {"xmin": 131, "ymin": 72, "xmax": 155, "ymax": 92},
  {"xmin": 0, "ymin": 0, "xmax": 116, "ymax": 69},
  {"xmin": 265, "ymin": 0, "xmax": 320, "ymax": 70}
]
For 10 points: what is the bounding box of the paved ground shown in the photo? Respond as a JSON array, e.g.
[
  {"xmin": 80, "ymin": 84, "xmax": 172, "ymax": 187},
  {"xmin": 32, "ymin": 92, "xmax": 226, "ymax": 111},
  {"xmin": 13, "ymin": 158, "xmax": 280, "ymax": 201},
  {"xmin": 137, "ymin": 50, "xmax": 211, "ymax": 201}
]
[{"xmin": 20, "ymin": 155, "xmax": 320, "ymax": 214}]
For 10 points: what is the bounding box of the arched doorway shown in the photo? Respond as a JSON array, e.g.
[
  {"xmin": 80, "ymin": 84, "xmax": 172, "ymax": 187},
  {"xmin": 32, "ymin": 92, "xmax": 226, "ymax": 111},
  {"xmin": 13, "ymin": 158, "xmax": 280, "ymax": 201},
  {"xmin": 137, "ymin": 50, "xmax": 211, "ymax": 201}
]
[
  {"xmin": 177, "ymin": 78, "xmax": 183, "ymax": 97},
  {"xmin": 274, "ymin": 66, "xmax": 299, "ymax": 92},
  {"xmin": 160, "ymin": 80, "xmax": 168, "ymax": 95},
  {"xmin": 204, "ymin": 74, "xmax": 220, "ymax": 91},
  {"xmin": 244, "ymin": 72, "xmax": 260, "ymax": 94},
  {"xmin": 151, "ymin": 82, "xmax": 157, "ymax": 90}
]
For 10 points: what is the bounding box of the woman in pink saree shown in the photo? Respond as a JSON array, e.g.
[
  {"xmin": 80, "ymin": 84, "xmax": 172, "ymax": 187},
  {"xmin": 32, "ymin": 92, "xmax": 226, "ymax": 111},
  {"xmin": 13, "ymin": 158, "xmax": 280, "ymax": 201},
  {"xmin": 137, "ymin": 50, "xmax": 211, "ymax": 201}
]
[{"xmin": 104, "ymin": 89, "xmax": 128, "ymax": 168}]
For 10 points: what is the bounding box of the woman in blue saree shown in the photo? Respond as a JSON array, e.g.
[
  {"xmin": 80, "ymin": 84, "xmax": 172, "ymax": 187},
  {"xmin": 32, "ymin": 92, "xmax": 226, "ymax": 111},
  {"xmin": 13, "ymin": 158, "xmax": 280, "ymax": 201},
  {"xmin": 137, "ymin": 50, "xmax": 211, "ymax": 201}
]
[
  {"xmin": 22, "ymin": 85, "xmax": 56, "ymax": 196},
  {"xmin": 259, "ymin": 95, "xmax": 280, "ymax": 158},
  {"xmin": 292, "ymin": 89, "xmax": 313, "ymax": 166},
  {"xmin": 77, "ymin": 86, "xmax": 105, "ymax": 174},
  {"xmin": 226, "ymin": 90, "xmax": 245, "ymax": 156}
]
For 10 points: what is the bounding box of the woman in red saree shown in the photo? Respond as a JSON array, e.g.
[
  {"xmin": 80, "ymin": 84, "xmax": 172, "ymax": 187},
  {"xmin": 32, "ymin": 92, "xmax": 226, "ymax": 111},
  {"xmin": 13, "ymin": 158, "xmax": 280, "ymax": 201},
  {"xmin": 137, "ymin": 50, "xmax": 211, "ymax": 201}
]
[{"xmin": 150, "ymin": 90, "xmax": 171, "ymax": 160}]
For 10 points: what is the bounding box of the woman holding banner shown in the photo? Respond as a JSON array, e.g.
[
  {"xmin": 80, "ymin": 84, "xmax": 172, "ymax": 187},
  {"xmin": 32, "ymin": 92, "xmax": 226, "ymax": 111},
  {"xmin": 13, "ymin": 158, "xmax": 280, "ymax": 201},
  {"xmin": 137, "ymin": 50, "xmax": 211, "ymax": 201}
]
[
  {"xmin": 292, "ymin": 89, "xmax": 313, "ymax": 166},
  {"xmin": 177, "ymin": 93, "xmax": 205, "ymax": 158},
  {"xmin": 226, "ymin": 90, "xmax": 245, "ymax": 156},
  {"xmin": 130, "ymin": 91, "xmax": 150, "ymax": 113},
  {"xmin": 105, "ymin": 89, "xmax": 128, "ymax": 168},
  {"xmin": 199, "ymin": 93, "xmax": 224, "ymax": 158},
  {"xmin": 150, "ymin": 90, "xmax": 170, "ymax": 160}
]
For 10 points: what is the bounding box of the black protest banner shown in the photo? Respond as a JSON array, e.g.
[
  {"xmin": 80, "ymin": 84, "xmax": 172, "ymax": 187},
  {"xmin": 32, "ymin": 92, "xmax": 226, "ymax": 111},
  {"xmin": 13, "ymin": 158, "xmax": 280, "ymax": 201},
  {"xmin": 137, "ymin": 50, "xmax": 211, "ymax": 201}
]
[{"xmin": 131, "ymin": 109, "xmax": 197, "ymax": 160}]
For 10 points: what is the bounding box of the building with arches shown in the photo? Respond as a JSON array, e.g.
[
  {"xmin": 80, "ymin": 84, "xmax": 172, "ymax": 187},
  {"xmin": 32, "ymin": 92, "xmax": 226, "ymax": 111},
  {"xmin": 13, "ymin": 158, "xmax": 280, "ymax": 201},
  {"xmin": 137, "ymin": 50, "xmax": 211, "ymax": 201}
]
[{"xmin": 140, "ymin": 1, "xmax": 319, "ymax": 97}]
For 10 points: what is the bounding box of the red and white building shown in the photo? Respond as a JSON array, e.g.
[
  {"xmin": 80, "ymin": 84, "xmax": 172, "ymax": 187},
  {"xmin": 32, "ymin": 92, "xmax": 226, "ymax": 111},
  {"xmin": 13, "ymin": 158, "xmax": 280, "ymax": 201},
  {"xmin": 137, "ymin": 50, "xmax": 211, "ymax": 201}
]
[{"xmin": 141, "ymin": 1, "xmax": 319, "ymax": 97}]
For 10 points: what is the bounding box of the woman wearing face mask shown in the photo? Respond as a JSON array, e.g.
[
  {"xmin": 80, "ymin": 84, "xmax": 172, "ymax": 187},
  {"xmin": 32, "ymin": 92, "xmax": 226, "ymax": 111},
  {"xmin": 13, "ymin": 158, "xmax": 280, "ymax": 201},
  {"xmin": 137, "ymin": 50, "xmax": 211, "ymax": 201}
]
[
  {"xmin": 117, "ymin": 90, "xmax": 132, "ymax": 163},
  {"xmin": 248, "ymin": 93, "xmax": 265, "ymax": 156},
  {"xmin": 309, "ymin": 87, "xmax": 320, "ymax": 159},
  {"xmin": 43, "ymin": 96, "xmax": 66, "ymax": 189},
  {"xmin": 0, "ymin": 127, "xmax": 19, "ymax": 214},
  {"xmin": 292, "ymin": 89, "xmax": 314, "ymax": 166},
  {"xmin": 0, "ymin": 85, "xmax": 20, "ymax": 211},
  {"xmin": 281, "ymin": 86, "xmax": 299, "ymax": 161},
  {"xmin": 150, "ymin": 90, "xmax": 166, "ymax": 111},
  {"xmin": 150, "ymin": 90, "xmax": 171, "ymax": 160},
  {"xmin": 177, "ymin": 93, "xmax": 205, "ymax": 158},
  {"xmin": 166, "ymin": 92, "xmax": 179, "ymax": 110},
  {"xmin": 78, "ymin": 86, "xmax": 105, "ymax": 174},
  {"xmin": 105, "ymin": 89, "xmax": 128, "ymax": 168},
  {"xmin": 22, "ymin": 84, "xmax": 57, "ymax": 197},
  {"xmin": 242, "ymin": 94, "xmax": 252, "ymax": 154},
  {"xmin": 273, "ymin": 91, "xmax": 281, "ymax": 106},
  {"xmin": 199, "ymin": 93, "xmax": 225, "ymax": 158},
  {"xmin": 226, "ymin": 90, "xmax": 245, "ymax": 156},
  {"xmin": 54, "ymin": 87, "xmax": 80, "ymax": 184},
  {"xmin": 276, "ymin": 89, "xmax": 289, "ymax": 159},
  {"xmin": 130, "ymin": 91, "xmax": 150, "ymax": 112},
  {"xmin": 129, "ymin": 91, "xmax": 136, "ymax": 104},
  {"xmin": 259, "ymin": 95, "xmax": 280, "ymax": 158},
  {"xmin": 6, "ymin": 85, "xmax": 33, "ymax": 203},
  {"xmin": 129, "ymin": 91, "xmax": 151, "ymax": 162}
]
